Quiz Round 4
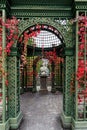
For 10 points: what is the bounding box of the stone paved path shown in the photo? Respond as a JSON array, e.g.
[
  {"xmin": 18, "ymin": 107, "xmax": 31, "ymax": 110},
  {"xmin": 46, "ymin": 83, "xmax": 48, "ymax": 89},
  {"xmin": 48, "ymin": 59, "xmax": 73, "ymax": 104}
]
[{"xmin": 18, "ymin": 91, "xmax": 69, "ymax": 130}]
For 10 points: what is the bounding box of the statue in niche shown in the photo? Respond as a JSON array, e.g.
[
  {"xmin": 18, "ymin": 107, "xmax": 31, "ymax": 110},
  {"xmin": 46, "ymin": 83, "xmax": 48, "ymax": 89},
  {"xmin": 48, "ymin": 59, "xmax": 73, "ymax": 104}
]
[{"xmin": 39, "ymin": 59, "xmax": 49, "ymax": 77}]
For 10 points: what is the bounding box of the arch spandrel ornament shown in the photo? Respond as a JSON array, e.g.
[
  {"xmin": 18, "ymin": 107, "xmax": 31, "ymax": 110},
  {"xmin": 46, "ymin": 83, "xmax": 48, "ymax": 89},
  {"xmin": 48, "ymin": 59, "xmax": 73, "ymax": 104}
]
[{"xmin": 14, "ymin": 17, "xmax": 74, "ymax": 48}]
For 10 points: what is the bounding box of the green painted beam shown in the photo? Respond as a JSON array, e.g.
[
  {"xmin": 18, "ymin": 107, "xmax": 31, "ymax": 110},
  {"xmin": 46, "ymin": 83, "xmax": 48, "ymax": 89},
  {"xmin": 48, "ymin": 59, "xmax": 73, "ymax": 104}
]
[{"xmin": 9, "ymin": 0, "xmax": 74, "ymax": 6}]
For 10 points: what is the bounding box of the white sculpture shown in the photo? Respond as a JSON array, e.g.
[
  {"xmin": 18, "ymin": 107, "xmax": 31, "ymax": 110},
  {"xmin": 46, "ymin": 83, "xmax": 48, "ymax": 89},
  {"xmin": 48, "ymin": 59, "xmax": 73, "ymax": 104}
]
[{"xmin": 39, "ymin": 59, "xmax": 49, "ymax": 76}]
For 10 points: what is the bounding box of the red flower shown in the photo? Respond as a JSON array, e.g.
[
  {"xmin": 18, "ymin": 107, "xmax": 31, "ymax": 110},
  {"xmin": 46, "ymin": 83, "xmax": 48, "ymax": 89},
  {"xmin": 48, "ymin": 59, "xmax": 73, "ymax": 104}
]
[
  {"xmin": 5, "ymin": 80, "xmax": 9, "ymax": 86},
  {"xmin": 79, "ymin": 43, "xmax": 85, "ymax": 50},
  {"xmin": 78, "ymin": 52, "xmax": 84, "ymax": 57}
]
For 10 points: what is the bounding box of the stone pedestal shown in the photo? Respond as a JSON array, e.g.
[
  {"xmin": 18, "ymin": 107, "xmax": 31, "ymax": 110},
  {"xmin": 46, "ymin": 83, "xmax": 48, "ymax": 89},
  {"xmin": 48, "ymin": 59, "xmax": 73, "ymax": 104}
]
[{"xmin": 40, "ymin": 76, "xmax": 48, "ymax": 93}]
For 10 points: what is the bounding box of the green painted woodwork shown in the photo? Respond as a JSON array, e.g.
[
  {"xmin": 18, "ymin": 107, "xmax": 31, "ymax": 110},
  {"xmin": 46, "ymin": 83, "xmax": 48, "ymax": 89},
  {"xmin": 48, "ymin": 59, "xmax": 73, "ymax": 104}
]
[
  {"xmin": 7, "ymin": 0, "xmax": 74, "ymax": 18},
  {"xmin": 61, "ymin": 112, "xmax": 72, "ymax": 128},
  {"xmin": 62, "ymin": 48, "xmax": 75, "ymax": 128},
  {"xmin": 75, "ymin": 0, "xmax": 87, "ymax": 10},
  {"xmin": 2, "ymin": 9, "xmax": 7, "ymax": 123},
  {"xmin": 10, "ymin": 5, "xmax": 73, "ymax": 18},
  {"xmin": 0, "ymin": 0, "xmax": 10, "ymax": 16},
  {"xmin": 51, "ymin": 63, "xmax": 56, "ymax": 93},
  {"xmin": 0, "ymin": 0, "xmax": 6, "ymax": 8},
  {"xmin": 0, "ymin": 8, "xmax": 22, "ymax": 130},
  {"xmin": 72, "ymin": 119, "xmax": 87, "ymax": 130},
  {"xmin": 6, "ymin": 54, "xmax": 23, "ymax": 129},
  {"xmin": 17, "ymin": 17, "xmax": 73, "ymax": 47},
  {"xmin": 14, "ymin": 8, "xmax": 76, "ymax": 130},
  {"xmin": 54, "ymin": 57, "xmax": 63, "ymax": 88},
  {"xmin": 10, "ymin": 0, "xmax": 73, "ymax": 6},
  {"xmin": 7, "ymin": 56, "xmax": 18, "ymax": 117},
  {"xmin": 9, "ymin": 111, "xmax": 23, "ymax": 129},
  {"xmin": 71, "ymin": 10, "xmax": 87, "ymax": 130},
  {"xmin": 64, "ymin": 47, "xmax": 74, "ymax": 56},
  {"xmin": 63, "ymin": 56, "xmax": 74, "ymax": 116},
  {"xmin": 0, "ymin": 120, "xmax": 10, "ymax": 130},
  {"xmin": 0, "ymin": 0, "xmax": 87, "ymax": 130},
  {"xmin": 0, "ymin": 112, "xmax": 23, "ymax": 130},
  {"xmin": 32, "ymin": 64, "xmax": 37, "ymax": 92},
  {"xmin": 10, "ymin": 9, "xmax": 72, "ymax": 18}
]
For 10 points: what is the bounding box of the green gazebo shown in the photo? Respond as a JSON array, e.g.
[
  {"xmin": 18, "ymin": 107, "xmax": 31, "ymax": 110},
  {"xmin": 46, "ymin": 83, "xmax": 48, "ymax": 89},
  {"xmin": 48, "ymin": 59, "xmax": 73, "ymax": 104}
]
[{"xmin": 0, "ymin": 0, "xmax": 87, "ymax": 130}]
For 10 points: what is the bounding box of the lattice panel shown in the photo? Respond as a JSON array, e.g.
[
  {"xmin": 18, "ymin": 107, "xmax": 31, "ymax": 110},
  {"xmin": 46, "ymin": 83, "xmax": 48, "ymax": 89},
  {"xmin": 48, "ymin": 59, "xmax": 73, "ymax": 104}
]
[
  {"xmin": 5, "ymin": 58, "xmax": 9, "ymax": 121},
  {"xmin": 54, "ymin": 57, "xmax": 63, "ymax": 87},
  {"xmin": 63, "ymin": 58, "xmax": 66, "ymax": 112},
  {"xmin": 65, "ymin": 24, "xmax": 73, "ymax": 48},
  {"xmin": 7, "ymin": 57, "xmax": 17, "ymax": 117},
  {"xmin": 0, "ymin": 75, "xmax": 2, "ymax": 122},
  {"xmin": 27, "ymin": 57, "xmax": 33, "ymax": 87},
  {"xmin": 64, "ymin": 56, "xmax": 74, "ymax": 116},
  {"xmin": 54, "ymin": 19, "xmax": 74, "ymax": 48},
  {"xmin": 16, "ymin": 57, "xmax": 20, "ymax": 114}
]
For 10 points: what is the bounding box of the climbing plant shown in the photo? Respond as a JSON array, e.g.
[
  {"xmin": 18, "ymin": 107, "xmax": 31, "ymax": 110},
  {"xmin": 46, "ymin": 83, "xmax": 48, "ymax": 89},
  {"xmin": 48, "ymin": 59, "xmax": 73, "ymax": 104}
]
[
  {"xmin": 70, "ymin": 14, "xmax": 87, "ymax": 119},
  {"xmin": 0, "ymin": 17, "xmax": 19, "ymax": 86}
]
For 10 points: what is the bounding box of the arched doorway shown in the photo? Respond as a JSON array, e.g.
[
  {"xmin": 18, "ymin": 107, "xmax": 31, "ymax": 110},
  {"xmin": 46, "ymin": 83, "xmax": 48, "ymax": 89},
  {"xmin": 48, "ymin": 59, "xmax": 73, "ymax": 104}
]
[
  {"xmin": 18, "ymin": 24, "xmax": 64, "ymax": 93},
  {"xmin": 0, "ymin": 0, "xmax": 87, "ymax": 129},
  {"xmin": 7, "ymin": 18, "xmax": 74, "ymax": 130}
]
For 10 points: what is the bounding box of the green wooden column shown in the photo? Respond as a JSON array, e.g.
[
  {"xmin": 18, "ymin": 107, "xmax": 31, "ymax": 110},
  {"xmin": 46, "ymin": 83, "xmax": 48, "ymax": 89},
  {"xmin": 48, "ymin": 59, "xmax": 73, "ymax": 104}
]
[
  {"xmin": 61, "ymin": 48, "xmax": 74, "ymax": 128},
  {"xmin": 2, "ymin": 9, "xmax": 6, "ymax": 123},
  {"xmin": 32, "ymin": 64, "xmax": 37, "ymax": 92},
  {"xmin": 7, "ymin": 47, "xmax": 23, "ymax": 129},
  {"xmin": 0, "ymin": 9, "xmax": 11, "ymax": 130},
  {"xmin": 60, "ymin": 17, "xmax": 75, "ymax": 128}
]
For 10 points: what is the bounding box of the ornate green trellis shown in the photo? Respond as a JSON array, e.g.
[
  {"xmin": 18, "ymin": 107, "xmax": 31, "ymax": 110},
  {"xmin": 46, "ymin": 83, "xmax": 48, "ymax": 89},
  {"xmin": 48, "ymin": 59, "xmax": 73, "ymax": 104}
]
[
  {"xmin": 0, "ymin": 15, "xmax": 75, "ymax": 130},
  {"xmin": 0, "ymin": 0, "xmax": 87, "ymax": 130},
  {"xmin": 16, "ymin": 17, "xmax": 74, "ymax": 128}
]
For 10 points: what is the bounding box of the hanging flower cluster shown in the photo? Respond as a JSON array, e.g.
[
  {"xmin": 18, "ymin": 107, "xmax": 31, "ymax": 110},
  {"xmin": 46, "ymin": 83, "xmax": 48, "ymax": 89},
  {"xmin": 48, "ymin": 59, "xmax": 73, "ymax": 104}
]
[
  {"xmin": 19, "ymin": 28, "xmax": 40, "ymax": 71},
  {"xmin": 0, "ymin": 18, "xmax": 2, "ymax": 55},
  {"xmin": 70, "ymin": 16, "xmax": 87, "ymax": 93},
  {"xmin": 33, "ymin": 56, "xmax": 40, "ymax": 65},
  {"xmin": 70, "ymin": 16, "xmax": 87, "ymax": 100},
  {"xmin": 0, "ymin": 18, "xmax": 7, "ymax": 86},
  {"xmin": 5, "ymin": 17, "xmax": 19, "ymax": 54},
  {"xmin": 19, "ymin": 27, "xmax": 40, "ymax": 44},
  {"xmin": 27, "ymin": 71, "xmax": 37, "ymax": 77},
  {"xmin": 76, "ymin": 16, "xmax": 87, "ymax": 89},
  {"xmin": 0, "ymin": 17, "xmax": 19, "ymax": 86},
  {"xmin": 44, "ymin": 50, "xmax": 57, "ymax": 63}
]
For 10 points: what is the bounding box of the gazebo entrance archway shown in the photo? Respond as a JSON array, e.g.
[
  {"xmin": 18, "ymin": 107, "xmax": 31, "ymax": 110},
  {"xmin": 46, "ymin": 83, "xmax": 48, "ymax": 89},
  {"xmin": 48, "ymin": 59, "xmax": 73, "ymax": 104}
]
[
  {"xmin": 0, "ymin": 1, "xmax": 87, "ymax": 130},
  {"xmin": 18, "ymin": 23, "xmax": 65, "ymax": 93},
  {"xmin": 2, "ymin": 17, "xmax": 75, "ymax": 130},
  {"xmin": 12, "ymin": 18, "xmax": 74, "ymax": 129}
]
